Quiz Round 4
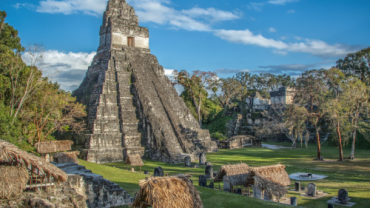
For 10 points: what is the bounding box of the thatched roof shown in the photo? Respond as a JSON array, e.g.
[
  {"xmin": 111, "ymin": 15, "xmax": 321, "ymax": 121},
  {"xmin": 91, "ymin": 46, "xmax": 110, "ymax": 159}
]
[
  {"xmin": 0, "ymin": 166, "xmax": 28, "ymax": 199},
  {"xmin": 124, "ymin": 154, "xmax": 144, "ymax": 167},
  {"xmin": 213, "ymin": 163, "xmax": 250, "ymax": 186},
  {"xmin": 254, "ymin": 174, "xmax": 287, "ymax": 199},
  {"xmin": 0, "ymin": 140, "xmax": 68, "ymax": 183},
  {"xmin": 34, "ymin": 140, "xmax": 73, "ymax": 154},
  {"xmin": 245, "ymin": 164, "xmax": 291, "ymax": 187},
  {"xmin": 132, "ymin": 174, "xmax": 203, "ymax": 208}
]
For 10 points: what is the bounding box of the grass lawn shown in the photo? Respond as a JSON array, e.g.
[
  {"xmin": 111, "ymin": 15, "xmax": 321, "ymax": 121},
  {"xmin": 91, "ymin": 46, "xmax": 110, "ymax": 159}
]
[{"xmin": 80, "ymin": 142, "xmax": 370, "ymax": 208}]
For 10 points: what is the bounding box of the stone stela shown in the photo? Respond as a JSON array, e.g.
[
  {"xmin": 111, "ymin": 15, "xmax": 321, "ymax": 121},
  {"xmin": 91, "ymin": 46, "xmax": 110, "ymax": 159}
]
[{"xmin": 73, "ymin": 0, "xmax": 217, "ymax": 164}]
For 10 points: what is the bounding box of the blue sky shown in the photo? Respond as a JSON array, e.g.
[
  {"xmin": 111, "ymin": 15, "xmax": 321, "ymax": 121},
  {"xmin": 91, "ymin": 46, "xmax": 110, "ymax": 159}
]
[{"xmin": 1, "ymin": 0, "xmax": 369, "ymax": 92}]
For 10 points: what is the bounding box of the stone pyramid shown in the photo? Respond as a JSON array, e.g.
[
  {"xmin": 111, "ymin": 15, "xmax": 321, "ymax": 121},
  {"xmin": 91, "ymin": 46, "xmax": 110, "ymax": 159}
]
[{"xmin": 73, "ymin": 0, "xmax": 217, "ymax": 164}]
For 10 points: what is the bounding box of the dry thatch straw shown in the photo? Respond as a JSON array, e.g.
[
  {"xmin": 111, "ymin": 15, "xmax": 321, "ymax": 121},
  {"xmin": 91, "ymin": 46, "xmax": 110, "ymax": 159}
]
[
  {"xmin": 0, "ymin": 140, "xmax": 68, "ymax": 183},
  {"xmin": 124, "ymin": 154, "xmax": 144, "ymax": 167},
  {"xmin": 245, "ymin": 164, "xmax": 291, "ymax": 187},
  {"xmin": 132, "ymin": 174, "xmax": 203, "ymax": 208},
  {"xmin": 34, "ymin": 140, "xmax": 73, "ymax": 154},
  {"xmin": 253, "ymin": 174, "xmax": 287, "ymax": 199},
  {"xmin": 53, "ymin": 152, "xmax": 79, "ymax": 164},
  {"xmin": 213, "ymin": 163, "xmax": 249, "ymax": 186},
  {"xmin": 0, "ymin": 166, "xmax": 28, "ymax": 199},
  {"xmin": 245, "ymin": 164, "xmax": 290, "ymax": 200}
]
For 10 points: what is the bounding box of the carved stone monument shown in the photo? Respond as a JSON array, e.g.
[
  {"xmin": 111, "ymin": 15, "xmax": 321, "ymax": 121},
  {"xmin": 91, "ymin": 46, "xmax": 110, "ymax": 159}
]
[
  {"xmin": 205, "ymin": 165, "xmax": 213, "ymax": 179},
  {"xmin": 290, "ymin": 197, "xmax": 297, "ymax": 206},
  {"xmin": 295, "ymin": 181, "xmax": 301, "ymax": 191},
  {"xmin": 154, "ymin": 167, "xmax": 164, "ymax": 177},
  {"xmin": 184, "ymin": 156, "xmax": 191, "ymax": 167},
  {"xmin": 199, "ymin": 175, "xmax": 207, "ymax": 187},
  {"xmin": 307, "ymin": 183, "xmax": 317, "ymax": 197},
  {"xmin": 199, "ymin": 153, "xmax": 206, "ymax": 165},
  {"xmin": 73, "ymin": 0, "xmax": 217, "ymax": 164},
  {"xmin": 338, "ymin": 189, "xmax": 348, "ymax": 204}
]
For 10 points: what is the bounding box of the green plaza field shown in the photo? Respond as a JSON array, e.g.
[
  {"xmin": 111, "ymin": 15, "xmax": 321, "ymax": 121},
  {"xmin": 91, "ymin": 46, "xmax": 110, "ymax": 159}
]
[{"xmin": 79, "ymin": 142, "xmax": 370, "ymax": 208}]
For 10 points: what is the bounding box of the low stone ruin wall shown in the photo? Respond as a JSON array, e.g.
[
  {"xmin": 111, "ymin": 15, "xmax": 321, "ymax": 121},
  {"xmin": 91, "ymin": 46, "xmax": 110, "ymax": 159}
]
[
  {"xmin": 0, "ymin": 174, "xmax": 87, "ymax": 208},
  {"xmin": 55, "ymin": 163, "xmax": 134, "ymax": 208}
]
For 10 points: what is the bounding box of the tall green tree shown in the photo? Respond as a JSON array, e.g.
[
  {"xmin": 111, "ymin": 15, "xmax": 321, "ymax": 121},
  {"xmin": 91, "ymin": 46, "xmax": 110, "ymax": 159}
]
[
  {"xmin": 295, "ymin": 69, "xmax": 328, "ymax": 159},
  {"xmin": 0, "ymin": 11, "xmax": 86, "ymax": 150},
  {"xmin": 336, "ymin": 47, "xmax": 370, "ymax": 85},
  {"xmin": 174, "ymin": 70, "xmax": 217, "ymax": 127}
]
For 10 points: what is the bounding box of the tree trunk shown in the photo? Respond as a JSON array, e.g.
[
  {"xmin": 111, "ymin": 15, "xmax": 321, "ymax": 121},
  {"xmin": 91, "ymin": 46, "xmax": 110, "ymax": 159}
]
[
  {"xmin": 350, "ymin": 129, "xmax": 356, "ymax": 160},
  {"xmin": 337, "ymin": 121, "xmax": 344, "ymax": 161},
  {"xmin": 198, "ymin": 96, "xmax": 202, "ymax": 127},
  {"xmin": 314, "ymin": 123, "xmax": 321, "ymax": 159}
]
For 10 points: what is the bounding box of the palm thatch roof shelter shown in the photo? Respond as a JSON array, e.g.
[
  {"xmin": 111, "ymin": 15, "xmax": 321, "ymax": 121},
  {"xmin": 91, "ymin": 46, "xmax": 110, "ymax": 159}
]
[
  {"xmin": 0, "ymin": 166, "xmax": 29, "ymax": 199},
  {"xmin": 34, "ymin": 140, "xmax": 73, "ymax": 154},
  {"xmin": 124, "ymin": 154, "xmax": 144, "ymax": 167},
  {"xmin": 0, "ymin": 140, "xmax": 68, "ymax": 183},
  {"xmin": 245, "ymin": 164, "xmax": 290, "ymax": 200},
  {"xmin": 213, "ymin": 163, "xmax": 250, "ymax": 186},
  {"xmin": 132, "ymin": 174, "xmax": 203, "ymax": 208}
]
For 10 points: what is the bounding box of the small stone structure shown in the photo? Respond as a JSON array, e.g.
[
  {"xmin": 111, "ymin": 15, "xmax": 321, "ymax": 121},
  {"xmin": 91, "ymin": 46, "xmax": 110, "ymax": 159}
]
[
  {"xmin": 205, "ymin": 161, "xmax": 211, "ymax": 166},
  {"xmin": 199, "ymin": 153, "xmax": 206, "ymax": 165},
  {"xmin": 205, "ymin": 165, "xmax": 213, "ymax": 179},
  {"xmin": 307, "ymin": 183, "xmax": 317, "ymax": 197},
  {"xmin": 53, "ymin": 151, "xmax": 79, "ymax": 164},
  {"xmin": 154, "ymin": 167, "xmax": 164, "ymax": 177},
  {"xmin": 199, "ymin": 175, "xmax": 207, "ymax": 187},
  {"xmin": 227, "ymin": 135, "xmax": 261, "ymax": 149},
  {"xmin": 73, "ymin": 0, "xmax": 217, "ymax": 164},
  {"xmin": 184, "ymin": 156, "xmax": 192, "ymax": 167}
]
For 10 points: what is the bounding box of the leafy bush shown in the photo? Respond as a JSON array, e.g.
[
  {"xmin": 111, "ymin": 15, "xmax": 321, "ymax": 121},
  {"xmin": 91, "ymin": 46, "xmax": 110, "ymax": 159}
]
[
  {"xmin": 210, "ymin": 132, "xmax": 227, "ymax": 141},
  {"xmin": 202, "ymin": 110, "xmax": 232, "ymax": 135}
]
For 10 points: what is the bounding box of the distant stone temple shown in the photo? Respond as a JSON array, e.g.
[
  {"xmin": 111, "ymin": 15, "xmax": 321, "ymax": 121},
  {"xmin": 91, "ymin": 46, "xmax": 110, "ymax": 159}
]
[
  {"xmin": 245, "ymin": 92, "xmax": 270, "ymax": 110},
  {"xmin": 270, "ymin": 86, "xmax": 295, "ymax": 105},
  {"xmin": 73, "ymin": 0, "xmax": 217, "ymax": 164}
]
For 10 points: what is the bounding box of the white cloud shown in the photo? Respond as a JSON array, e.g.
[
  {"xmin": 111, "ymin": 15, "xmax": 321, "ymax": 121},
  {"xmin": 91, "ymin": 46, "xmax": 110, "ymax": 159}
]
[
  {"xmin": 214, "ymin": 29, "xmax": 361, "ymax": 57},
  {"xmin": 273, "ymin": 50, "xmax": 288, "ymax": 55},
  {"xmin": 269, "ymin": 27, "xmax": 277, "ymax": 32},
  {"xmin": 34, "ymin": 0, "xmax": 240, "ymax": 32},
  {"xmin": 129, "ymin": 0, "xmax": 240, "ymax": 31},
  {"xmin": 246, "ymin": 2, "xmax": 265, "ymax": 11},
  {"xmin": 287, "ymin": 9, "xmax": 295, "ymax": 14},
  {"xmin": 36, "ymin": 0, "xmax": 107, "ymax": 16},
  {"xmin": 268, "ymin": 0, "xmax": 299, "ymax": 5},
  {"xmin": 13, "ymin": 3, "xmax": 35, "ymax": 9},
  {"xmin": 22, "ymin": 50, "xmax": 96, "ymax": 91}
]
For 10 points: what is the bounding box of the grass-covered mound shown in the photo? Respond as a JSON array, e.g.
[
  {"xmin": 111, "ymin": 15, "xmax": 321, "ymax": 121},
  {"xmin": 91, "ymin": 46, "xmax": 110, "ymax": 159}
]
[{"xmin": 81, "ymin": 142, "xmax": 370, "ymax": 208}]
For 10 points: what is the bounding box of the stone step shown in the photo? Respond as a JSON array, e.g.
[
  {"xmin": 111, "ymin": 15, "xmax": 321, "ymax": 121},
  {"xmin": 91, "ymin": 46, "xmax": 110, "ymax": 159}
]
[{"xmin": 122, "ymin": 124, "xmax": 141, "ymax": 132}]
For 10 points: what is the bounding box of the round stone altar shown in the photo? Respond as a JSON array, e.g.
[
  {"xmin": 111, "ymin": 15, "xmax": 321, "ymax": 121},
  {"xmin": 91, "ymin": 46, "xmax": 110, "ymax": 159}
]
[{"xmin": 289, "ymin": 172, "xmax": 328, "ymax": 181}]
